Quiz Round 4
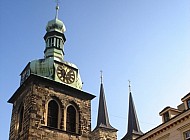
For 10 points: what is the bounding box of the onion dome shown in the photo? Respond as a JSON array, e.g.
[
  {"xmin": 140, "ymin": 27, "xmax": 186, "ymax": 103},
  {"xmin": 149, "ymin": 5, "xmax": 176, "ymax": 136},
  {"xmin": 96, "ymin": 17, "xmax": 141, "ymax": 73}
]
[{"xmin": 46, "ymin": 5, "xmax": 66, "ymax": 33}]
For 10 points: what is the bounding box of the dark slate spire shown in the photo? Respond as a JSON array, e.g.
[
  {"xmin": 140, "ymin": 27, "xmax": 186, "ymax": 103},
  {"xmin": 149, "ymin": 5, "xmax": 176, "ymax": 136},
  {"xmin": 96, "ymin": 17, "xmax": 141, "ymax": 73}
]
[
  {"xmin": 121, "ymin": 81, "xmax": 143, "ymax": 140},
  {"xmin": 95, "ymin": 72, "xmax": 117, "ymax": 130}
]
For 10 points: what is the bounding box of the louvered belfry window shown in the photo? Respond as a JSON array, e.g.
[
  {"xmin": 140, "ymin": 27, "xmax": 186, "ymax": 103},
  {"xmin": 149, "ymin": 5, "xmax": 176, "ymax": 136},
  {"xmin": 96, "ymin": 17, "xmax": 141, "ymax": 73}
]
[
  {"xmin": 66, "ymin": 105, "xmax": 76, "ymax": 133},
  {"xmin": 47, "ymin": 100, "xmax": 58, "ymax": 128}
]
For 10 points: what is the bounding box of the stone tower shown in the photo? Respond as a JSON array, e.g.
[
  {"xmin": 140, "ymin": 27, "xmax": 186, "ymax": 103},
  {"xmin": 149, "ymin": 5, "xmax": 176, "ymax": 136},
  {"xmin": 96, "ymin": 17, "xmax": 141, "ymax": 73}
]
[
  {"xmin": 90, "ymin": 74, "xmax": 117, "ymax": 140},
  {"xmin": 8, "ymin": 5, "xmax": 95, "ymax": 140},
  {"xmin": 121, "ymin": 82, "xmax": 143, "ymax": 140}
]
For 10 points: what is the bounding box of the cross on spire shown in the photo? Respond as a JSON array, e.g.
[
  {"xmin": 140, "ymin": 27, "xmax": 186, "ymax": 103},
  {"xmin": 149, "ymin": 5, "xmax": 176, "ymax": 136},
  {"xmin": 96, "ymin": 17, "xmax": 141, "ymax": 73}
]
[
  {"xmin": 55, "ymin": 0, "xmax": 60, "ymax": 4},
  {"xmin": 128, "ymin": 80, "xmax": 131, "ymax": 93},
  {"xmin": 100, "ymin": 70, "xmax": 103, "ymax": 84},
  {"xmin": 55, "ymin": 0, "xmax": 60, "ymax": 19}
]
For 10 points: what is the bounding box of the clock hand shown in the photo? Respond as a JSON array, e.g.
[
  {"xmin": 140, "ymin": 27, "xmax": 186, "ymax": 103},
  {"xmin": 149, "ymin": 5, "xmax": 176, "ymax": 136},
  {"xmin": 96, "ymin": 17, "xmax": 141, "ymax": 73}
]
[{"xmin": 61, "ymin": 69, "xmax": 66, "ymax": 77}]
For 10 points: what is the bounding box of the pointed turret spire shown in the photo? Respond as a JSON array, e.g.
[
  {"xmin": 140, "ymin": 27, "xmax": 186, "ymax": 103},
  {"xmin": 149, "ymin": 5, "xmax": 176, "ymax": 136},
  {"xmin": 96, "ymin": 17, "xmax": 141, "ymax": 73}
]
[
  {"xmin": 95, "ymin": 71, "xmax": 116, "ymax": 130},
  {"xmin": 121, "ymin": 81, "xmax": 143, "ymax": 140}
]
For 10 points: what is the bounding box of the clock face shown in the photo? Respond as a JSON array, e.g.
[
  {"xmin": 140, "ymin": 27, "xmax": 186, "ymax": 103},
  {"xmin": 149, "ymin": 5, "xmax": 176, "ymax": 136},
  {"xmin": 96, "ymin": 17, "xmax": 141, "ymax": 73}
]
[
  {"xmin": 57, "ymin": 65, "xmax": 75, "ymax": 84},
  {"xmin": 20, "ymin": 68, "xmax": 30, "ymax": 85}
]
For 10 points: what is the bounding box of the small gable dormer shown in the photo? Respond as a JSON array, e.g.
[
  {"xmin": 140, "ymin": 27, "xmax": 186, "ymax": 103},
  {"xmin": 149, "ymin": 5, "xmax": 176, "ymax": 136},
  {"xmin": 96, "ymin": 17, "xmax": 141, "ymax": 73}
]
[
  {"xmin": 181, "ymin": 92, "xmax": 190, "ymax": 110},
  {"xmin": 159, "ymin": 106, "xmax": 182, "ymax": 123},
  {"xmin": 159, "ymin": 92, "xmax": 190, "ymax": 123}
]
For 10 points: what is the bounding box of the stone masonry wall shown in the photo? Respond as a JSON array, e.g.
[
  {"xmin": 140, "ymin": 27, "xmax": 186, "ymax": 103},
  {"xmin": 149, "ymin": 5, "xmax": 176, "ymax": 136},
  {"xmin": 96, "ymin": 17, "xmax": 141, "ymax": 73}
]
[
  {"xmin": 9, "ymin": 84, "xmax": 33, "ymax": 140},
  {"xmin": 90, "ymin": 128, "xmax": 117, "ymax": 140},
  {"xmin": 27, "ymin": 83, "xmax": 92, "ymax": 140}
]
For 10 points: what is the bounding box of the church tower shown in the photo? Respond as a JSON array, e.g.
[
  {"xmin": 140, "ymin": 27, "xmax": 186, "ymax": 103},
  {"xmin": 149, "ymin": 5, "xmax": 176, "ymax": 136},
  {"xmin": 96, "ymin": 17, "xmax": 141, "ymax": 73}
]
[
  {"xmin": 8, "ymin": 4, "xmax": 95, "ymax": 140},
  {"xmin": 90, "ymin": 73, "xmax": 117, "ymax": 140},
  {"xmin": 121, "ymin": 82, "xmax": 143, "ymax": 140}
]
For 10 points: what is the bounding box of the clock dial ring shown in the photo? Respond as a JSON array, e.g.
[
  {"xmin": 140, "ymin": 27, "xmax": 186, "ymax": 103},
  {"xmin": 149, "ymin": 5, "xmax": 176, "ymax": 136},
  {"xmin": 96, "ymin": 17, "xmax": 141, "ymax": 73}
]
[{"xmin": 57, "ymin": 65, "xmax": 75, "ymax": 84}]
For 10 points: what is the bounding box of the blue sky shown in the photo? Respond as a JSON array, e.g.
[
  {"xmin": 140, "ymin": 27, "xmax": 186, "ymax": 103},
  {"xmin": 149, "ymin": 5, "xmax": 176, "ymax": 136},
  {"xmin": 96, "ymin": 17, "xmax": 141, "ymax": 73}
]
[{"xmin": 1, "ymin": 0, "xmax": 190, "ymax": 139}]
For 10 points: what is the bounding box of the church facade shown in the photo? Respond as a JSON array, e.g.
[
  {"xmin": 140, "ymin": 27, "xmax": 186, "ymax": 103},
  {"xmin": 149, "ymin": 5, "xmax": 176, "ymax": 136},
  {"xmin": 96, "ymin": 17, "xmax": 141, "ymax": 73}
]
[{"xmin": 8, "ymin": 4, "xmax": 190, "ymax": 140}]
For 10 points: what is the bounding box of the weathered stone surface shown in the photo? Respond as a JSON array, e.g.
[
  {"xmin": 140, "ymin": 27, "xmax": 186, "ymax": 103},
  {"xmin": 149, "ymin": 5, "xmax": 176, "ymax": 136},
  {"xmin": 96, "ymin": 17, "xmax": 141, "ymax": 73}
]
[
  {"xmin": 90, "ymin": 128, "xmax": 117, "ymax": 140},
  {"xmin": 9, "ymin": 78, "xmax": 93, "ymax": 140}
]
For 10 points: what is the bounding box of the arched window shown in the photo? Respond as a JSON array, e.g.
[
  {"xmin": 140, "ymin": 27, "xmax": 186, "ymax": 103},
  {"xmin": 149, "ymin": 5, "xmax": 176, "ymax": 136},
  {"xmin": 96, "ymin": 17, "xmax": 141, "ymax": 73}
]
[
  {"xmin": 66, "ymin": 105, "xmax": 76, "ymax": 133},
  {"xmin": 18, "ymin": 106, "xmax": 24, "ymax": 133},
  {"xmin": 47, "ymin": 100, "xmax": 59, "ymax": 128}
]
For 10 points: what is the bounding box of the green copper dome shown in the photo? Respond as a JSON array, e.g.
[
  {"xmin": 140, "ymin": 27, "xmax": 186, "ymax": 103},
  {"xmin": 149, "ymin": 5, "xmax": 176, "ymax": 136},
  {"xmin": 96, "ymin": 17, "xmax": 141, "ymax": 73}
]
[
  {"xmin": 46, "ymin": 5, "xmax": 66, "ymax": 33},
  {"xmin": 46, "ymin": 18, "xmax": 66, "ymax": 33}
]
